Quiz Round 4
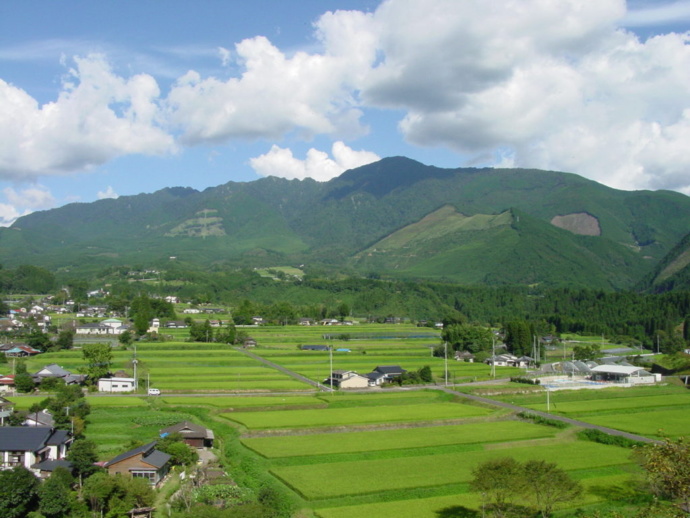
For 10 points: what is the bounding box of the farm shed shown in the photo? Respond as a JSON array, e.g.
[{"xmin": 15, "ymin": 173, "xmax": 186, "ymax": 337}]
[
  {"xmin": 98, "ymin": 377, "xmax": 136, "ymax": 393},
  {"xmin": 160, "ymin": 421, "xmax": 214, "ymax": 448},
  {"xmin": 589, "ymin": 365, "xmax": 659, "ymax": 384}
]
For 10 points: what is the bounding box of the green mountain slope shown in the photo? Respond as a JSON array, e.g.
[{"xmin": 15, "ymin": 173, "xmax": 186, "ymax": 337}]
[
  {"xmin": 353, "ymin": 207, "xmax": 645, "ymax": 288},
  {"xmin": 637, "ymin": 231, "xmax": 690, "ymax": 292},
  {"xmin": 1, "ymin": 156, "xmax": 689, "ymax": 289}
]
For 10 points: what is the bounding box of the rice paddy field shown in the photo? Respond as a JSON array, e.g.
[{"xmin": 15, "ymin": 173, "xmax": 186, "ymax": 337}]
[
  {"xmin": 487, "ymin": 383, "xmax": 690, "ymax": 439},
  {"xmin": 8, "ymin": 324, "xmax": 688, "ymax": 516}
]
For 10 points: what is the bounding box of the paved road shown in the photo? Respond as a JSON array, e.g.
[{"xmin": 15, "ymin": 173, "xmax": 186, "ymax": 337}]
[{"xmin": 233, "ymin": 347, "xmax": 334, "ymax": 392}]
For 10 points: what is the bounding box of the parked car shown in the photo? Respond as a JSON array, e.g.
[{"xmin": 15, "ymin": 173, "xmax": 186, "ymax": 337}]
[{"xmin": 147, "ymin": 388, "xmax": 161, "ymax": 396}]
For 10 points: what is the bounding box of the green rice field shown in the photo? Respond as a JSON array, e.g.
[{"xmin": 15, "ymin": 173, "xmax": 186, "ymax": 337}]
[{"xmin": 11, "ymin": 325, "xmax": 686, "ymax": 516}]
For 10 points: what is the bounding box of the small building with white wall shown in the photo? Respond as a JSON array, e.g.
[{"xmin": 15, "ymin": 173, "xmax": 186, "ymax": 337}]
[
  {"xmin": 589, "ymin": 365, "xmax": 659, "ymax": 385},
  {"xmin": 98, "ymin": 377, "xmax": 136, "ymax": 393}
]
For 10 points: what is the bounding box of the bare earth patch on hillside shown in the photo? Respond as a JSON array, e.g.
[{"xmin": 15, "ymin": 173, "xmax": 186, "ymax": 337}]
[{"xmin": 551, "ymin": 212, "xmax": 601, "ymax": 236}]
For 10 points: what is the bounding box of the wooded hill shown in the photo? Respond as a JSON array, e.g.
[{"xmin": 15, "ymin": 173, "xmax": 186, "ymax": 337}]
[{"xmin": 3, "ymin": 157, "xmax": 690, "ymax": 290}]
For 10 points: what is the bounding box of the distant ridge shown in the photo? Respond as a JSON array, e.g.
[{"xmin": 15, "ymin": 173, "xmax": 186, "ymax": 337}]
[{"xmin": 2, "ymin": 157, "xmax": 690, "ymax": 290}]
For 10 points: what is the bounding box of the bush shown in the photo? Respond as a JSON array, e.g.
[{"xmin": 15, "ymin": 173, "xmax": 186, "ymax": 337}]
[
  {"xmin": 577, "ymin": 428, "xmax": 645, "ymax": 448},
  {"xmin": 517, "ymin": 412, "xmax": 569, "ymax": 429},
  {"xmin": 510, "ymin": 376, "xmax": 540, "ymax": 385}
]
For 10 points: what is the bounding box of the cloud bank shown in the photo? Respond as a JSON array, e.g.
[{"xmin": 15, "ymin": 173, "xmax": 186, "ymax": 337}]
[
  {"xmin": 250, "ymin": 142, "xmax": 380, "ymax": 181},
  {"xmin": 2, "ymin": 0, "xmax": 690, "ymax": 194}
]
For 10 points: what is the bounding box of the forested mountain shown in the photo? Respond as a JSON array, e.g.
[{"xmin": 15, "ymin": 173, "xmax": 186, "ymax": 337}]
[
  {"xmin": 2, "ymin": 157, "xmax": 690, "ymax": 290},
  {"xmin": 637, "ymin": 230, "xmax": 690, "ymax": 292}
]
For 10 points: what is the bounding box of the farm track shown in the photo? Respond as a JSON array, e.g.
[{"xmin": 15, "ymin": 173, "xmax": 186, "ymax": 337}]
[
  {"xmin": 438, "ymin": 386, "xmax": 660, "ymax": 444},
  {"xmin": 234, "ymin": 347, "xmax": 334, "ymax": 392}
]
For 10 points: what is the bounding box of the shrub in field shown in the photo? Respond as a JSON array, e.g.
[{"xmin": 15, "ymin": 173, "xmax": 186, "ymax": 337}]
[
  {"xmin": 578, "ymin": 429, "xmax": 645, "ymax": 448},
  {"xmin": 517, "ymin": 411, "xmax": 569, "ymax": 429},
  {"xmin": 511, "ymin": 376, "xmax": 540, "ymax": 385}
]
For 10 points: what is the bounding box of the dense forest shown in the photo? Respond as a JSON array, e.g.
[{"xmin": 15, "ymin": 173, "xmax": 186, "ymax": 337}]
[{"xmin": 3, "ymin": 263, "xmax": 690, "ymax": 352}]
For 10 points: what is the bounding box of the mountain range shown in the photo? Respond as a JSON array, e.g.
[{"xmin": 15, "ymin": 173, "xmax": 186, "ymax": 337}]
[{"xmin": 3, "ymin": 156, "xmax": 690, "ymax": 291}]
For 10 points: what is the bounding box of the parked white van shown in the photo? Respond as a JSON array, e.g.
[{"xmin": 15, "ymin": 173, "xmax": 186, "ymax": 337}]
[{"xmin": 148, "ymin": 388, "xmax": 161, "ymax": 396}]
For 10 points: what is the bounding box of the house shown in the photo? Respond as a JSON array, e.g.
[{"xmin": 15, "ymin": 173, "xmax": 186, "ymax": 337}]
[
  {"xmin": 164, "ymin": 320, "xmax": 188, "ymax": 329},
  {"xmin": 323, "ymin": 370, "xmax": 370, "ymax": 389},
  {"xmin": 98, "ymin": 377, "xmax": 136, "ymax": 393},
  {"xmin": 0, "ymin": 397, "xmax": 13, "ymax": 425},
  {"xmin": 455, "ymin": 351, "xmax": 475, "ymax": 362},
  {"xmin": 0, "ymin": 375, "xmax": 14, "ymax": 392},
  {"xmin": 0, "ymin": 426, "xmax": 72, "ymax": 476},
  {"xmin": 4, "ymin": 345, "xmax": 41, "ymax": 357},
  {"xmin": 34, "ymin": 364, "xmax": 87, "ymax": 385},
  {"xmin": 589, "ymin": 365, "xmax": 659, "ymax": 385},
  {"xmin": 484, "ymin": 354, "xmax": 533, "ymax": 368},
  {"xmin": 366, "ymin": 371, "xmax": 387, "ymax": 386},
  {"xmin": 76, "ymin": 318, "xmax": 129, "ymax": 336},
  {"xmin": 159, "ymin": 421, "xmax": 214, "ymax": 449},
  {"xmin": 301, "ymin": 345, "xmax": 329, "ymax": 351},
  {"xmin": 371, "ymin": 365, "xmax": 407, "ymax": 381},
  {"xmin": 104, "ymin": 442, "xmax": 171, "ymax": 485},
  {"xmin": 298, "ymin": 318, "xmax": 315, "ymax": 326},
  {"xmin": 243, "ymin": 338, "xmax": 257, "ymax": 348},
  {"xmin": 24, "ymin": 410, "xmax": 55, "ymax": 427},
  {"xmin": 319, "ymin": 318, "xmax": 340, "ymax": 326}
]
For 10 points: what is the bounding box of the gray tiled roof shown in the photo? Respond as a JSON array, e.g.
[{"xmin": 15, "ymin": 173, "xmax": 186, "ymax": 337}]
[
  {"xmin": 0, "ymin": 427, "xmax": 69, "ymax": 451},
  {"xmin": 105, "ymin": 441, "xmax": 171, "ymax": 470}
]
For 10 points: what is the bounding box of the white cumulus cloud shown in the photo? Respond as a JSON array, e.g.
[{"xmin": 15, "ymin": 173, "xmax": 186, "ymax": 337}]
[
  {"xmin": 250, "ymin": 142, "xmax": 380, "ymax": 181},
  {"xmin": 0, "ymin": 185, "xmax": 55, "ymax": 226},
  {"xmin": 167, "ymin": 10, "xmax": 377, "ymax": 145},
  {"xmin": 97, "ymin": 186, "xmax": 119, "ymax": 199},
  {"xmin": 0, "ymin": 54, "xmax": 175, "ymax": 181}
]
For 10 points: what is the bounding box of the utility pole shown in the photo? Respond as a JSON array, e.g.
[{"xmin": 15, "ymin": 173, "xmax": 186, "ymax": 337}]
[
  {"xmin": 133, "ymin": 344, "xmax": 138, "ymax": 392},
  {"xmin": 444, "ymin": 342, "xmax": 448, "ymax": 386},
  {"xmin": 329, "ymin": 345, "xmax": 333, "ymax": 392},
  {"xmin": 546, "ymin": 388, "xmax": 550, "ymax": 412},
  {"xmin": 491, "ymin": 336, "xmax": 496, "ymax": 379}
]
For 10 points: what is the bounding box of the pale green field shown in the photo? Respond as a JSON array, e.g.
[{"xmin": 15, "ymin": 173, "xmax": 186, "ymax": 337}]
[
  {"xmin": 313, "ymin": 473, "xmax": 633, "ymax": 518},
  {"xmin": 222, "ymin": 402, "xmax": 494, "ymax": 429},
  {"xmin": 584, "ymin": 408, "xmax": 690, "ymax": 439},
  {"xmin": 242, "ymin": 420, "xmax": 558, "ymax": 458},
  {"xmin": 161, "ymin": 395, "xmax": 324, "ymax": 407},
  {"xmin": 271, "ymin": 442, "xmax": 632, "ymax": 500},
  {"xmin": 524, "ymin": 393, "xmax": 690, "ymax": 415},
  {"xmin": 7, "ymin": 395, "xmax": 147, "ymax": 409}
]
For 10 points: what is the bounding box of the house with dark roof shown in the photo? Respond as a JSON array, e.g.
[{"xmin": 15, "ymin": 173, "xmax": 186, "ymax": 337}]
[
  {"xmin": 0, "ymin": 426, "xmax": 72, "ymax": 477},
  {"xmin": 372, "ymin": 365, "xmax": 407, "ymax": 381},
  {"xmin": 24, "ymin": 410, "xmax": 55, "ymax": 427},
  {"xmin": 159, "ymin": 421, "xmax": 214, "ymax": 449},
  {"xmin": 104, "ymin": 442, "xmax": 170, "ymax": 485},
  {"xmin": 301, "ymin": 345, "xmax": 329, "ymax": 351},
  {"xmin": 34, "ymin": 363, "xmax": 87, "ymax": 385}
]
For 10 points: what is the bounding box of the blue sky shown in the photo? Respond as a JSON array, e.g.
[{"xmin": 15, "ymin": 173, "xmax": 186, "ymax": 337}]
[{"xmin": 1, "ymin": 0, "xmax": 690, "ymax": 225}]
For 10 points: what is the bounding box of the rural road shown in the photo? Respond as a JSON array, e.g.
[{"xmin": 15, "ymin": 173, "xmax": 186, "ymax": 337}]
[
  {"xmin": 233, "ymin": 347, "xmax": 335, "ymax": 392},
  {"xmin": 436, "ymin": 386, "xmax": 659, "ymax": 444}
]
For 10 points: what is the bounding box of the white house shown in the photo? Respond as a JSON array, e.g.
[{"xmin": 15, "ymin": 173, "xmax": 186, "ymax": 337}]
[
  {"xmin": 0, "ymin": 427, "xmax": 72, "ymax": 476},
  {"xmin": 98, "ymin": 377, "xmax": 136, "ymax": 393}
]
